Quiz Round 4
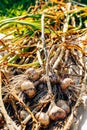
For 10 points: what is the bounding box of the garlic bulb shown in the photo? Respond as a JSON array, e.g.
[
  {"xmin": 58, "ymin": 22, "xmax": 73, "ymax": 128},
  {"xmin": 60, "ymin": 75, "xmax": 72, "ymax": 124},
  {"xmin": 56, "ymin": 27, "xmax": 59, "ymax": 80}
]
[
  {"xmin": 21, "ymin": 80, "xmax": 36, "ymax": 98},
  {"xmin": 48, "ymin": 101, "xmax": 66, "ymax": 121},
  {"xmin": 25, "ymin": 87, "xmax": 36, "ymax": 98},
  {"xmin": 25, "ymin": 68, "xmax": 41, "ymax": 81},
  {"xmin": 20, "ymin": 110, "xmax": 28, "ymax": 120},
  {"xmin": 35, "ymin": 112, "xmax": 50, "ymax": 127},
  {"xmin": 61, "ymin": 78, "xmax": 74, "ymax": 90},
  {"xmin": 56, "ymin": 100, "xmax": 70, "ymax": 114},
  {"xmin": 21, "ymin": 80, "xmax": 34, "ymax": 91}
]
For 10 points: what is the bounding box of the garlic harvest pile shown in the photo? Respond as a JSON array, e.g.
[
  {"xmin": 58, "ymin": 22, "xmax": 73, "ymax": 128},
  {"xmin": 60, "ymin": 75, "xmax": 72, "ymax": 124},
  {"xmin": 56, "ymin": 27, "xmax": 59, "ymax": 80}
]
[{"xmin": 0, "ymin": 0, "xmax": 87, "ymax": 130}]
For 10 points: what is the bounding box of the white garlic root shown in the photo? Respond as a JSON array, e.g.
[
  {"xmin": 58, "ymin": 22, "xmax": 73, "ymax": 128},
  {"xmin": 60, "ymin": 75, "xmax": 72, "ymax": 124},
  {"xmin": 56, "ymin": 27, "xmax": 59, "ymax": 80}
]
[
  {"xmin": 61, "ymin": 78, "xmax": 74, "ymax": 91},
  {"xmin": 48, "ymin": 101, "xmax": 66, "ymax": 121},
  {"xmin": 35, "ymin": 112, "xmax": 50, "ymax": 128},
  {"xmin": 21, "ymin": 80, "xmax": 36, "ymax": 98},
  {"xmin": 56, "ymin": 100, "xmax": 70, "ymax": 114}
]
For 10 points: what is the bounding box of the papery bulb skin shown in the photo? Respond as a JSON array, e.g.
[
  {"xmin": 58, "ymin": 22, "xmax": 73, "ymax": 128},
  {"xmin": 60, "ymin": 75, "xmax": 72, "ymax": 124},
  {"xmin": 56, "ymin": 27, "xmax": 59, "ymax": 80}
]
[
  {"xmin": 61, "ymin": 78, "xmax": 74, "ymax": 90},
  {"xmin": 21, "ymin": 80, "xmax": 36, "ymax": 98},
  {"xmin": 25, "ymin": 68, "xmax": 41, "ymax": 81},
  {"xmin": 48, "ymin": 104, "xmax": 66, "ymax": 121},
  {"xmin": 35, "ymin": 112, "xmax": 50, "ymax": 127},
  {"xmin": 57, "ymin": 100, "xmax": 70, "ymax": 114},
  {"xmin": 20, "ymin": 110, "xmax": 28, "ymax": 120}
]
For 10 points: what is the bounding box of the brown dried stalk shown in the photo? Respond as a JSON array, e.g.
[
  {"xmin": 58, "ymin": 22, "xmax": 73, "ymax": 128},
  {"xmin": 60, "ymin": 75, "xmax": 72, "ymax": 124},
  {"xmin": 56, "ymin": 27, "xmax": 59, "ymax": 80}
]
[
  {"xmin": 10, "ymin": 92, "xmax": 37, "ymax": 122},
  {"xmin": 50, "ymin": 47, "xmax": 61, "ymax": 68},
  {"xmin": 41, "ymin": 13, "xmax": 52, "ymax": 95},
  {"xmin": 37, "ymin": 41, "xmax": 43, "ymax": 67},
  {"xmin": 53, "ymin": 46, "xmax": 65, "ymax": 69}
]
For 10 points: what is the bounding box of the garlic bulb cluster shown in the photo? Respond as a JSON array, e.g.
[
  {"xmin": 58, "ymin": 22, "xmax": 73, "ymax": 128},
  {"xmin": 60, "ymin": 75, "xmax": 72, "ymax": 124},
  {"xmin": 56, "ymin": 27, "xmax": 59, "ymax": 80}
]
[
  {"xmin": 56, "ymin": 100, "xmax": 70, "ymax": 114},
  {"xmin": 35, "ymin": 112, "xmax": 50, "ymax": 127},
  {"xmin": 61, "ymin": 78, "xmax": 74, "ymax": 90},
  {"xmin": 21, "ymin": 80, "xmax": 36, "ymax": 98},
  {"xmin": 35, "ymin": 100, "xmax": 70, "ymax": 127},
  {"xmin": 48, "ymin": 101, "xmax": 66, "ymax": 121}
]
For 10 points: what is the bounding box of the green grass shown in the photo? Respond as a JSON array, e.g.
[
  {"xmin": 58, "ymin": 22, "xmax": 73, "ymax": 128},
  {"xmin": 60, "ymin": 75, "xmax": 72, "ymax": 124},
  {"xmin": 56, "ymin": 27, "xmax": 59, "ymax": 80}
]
[{"xmin": 0, "ymin": 0, "xmax": 35, "ymax": 19}]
